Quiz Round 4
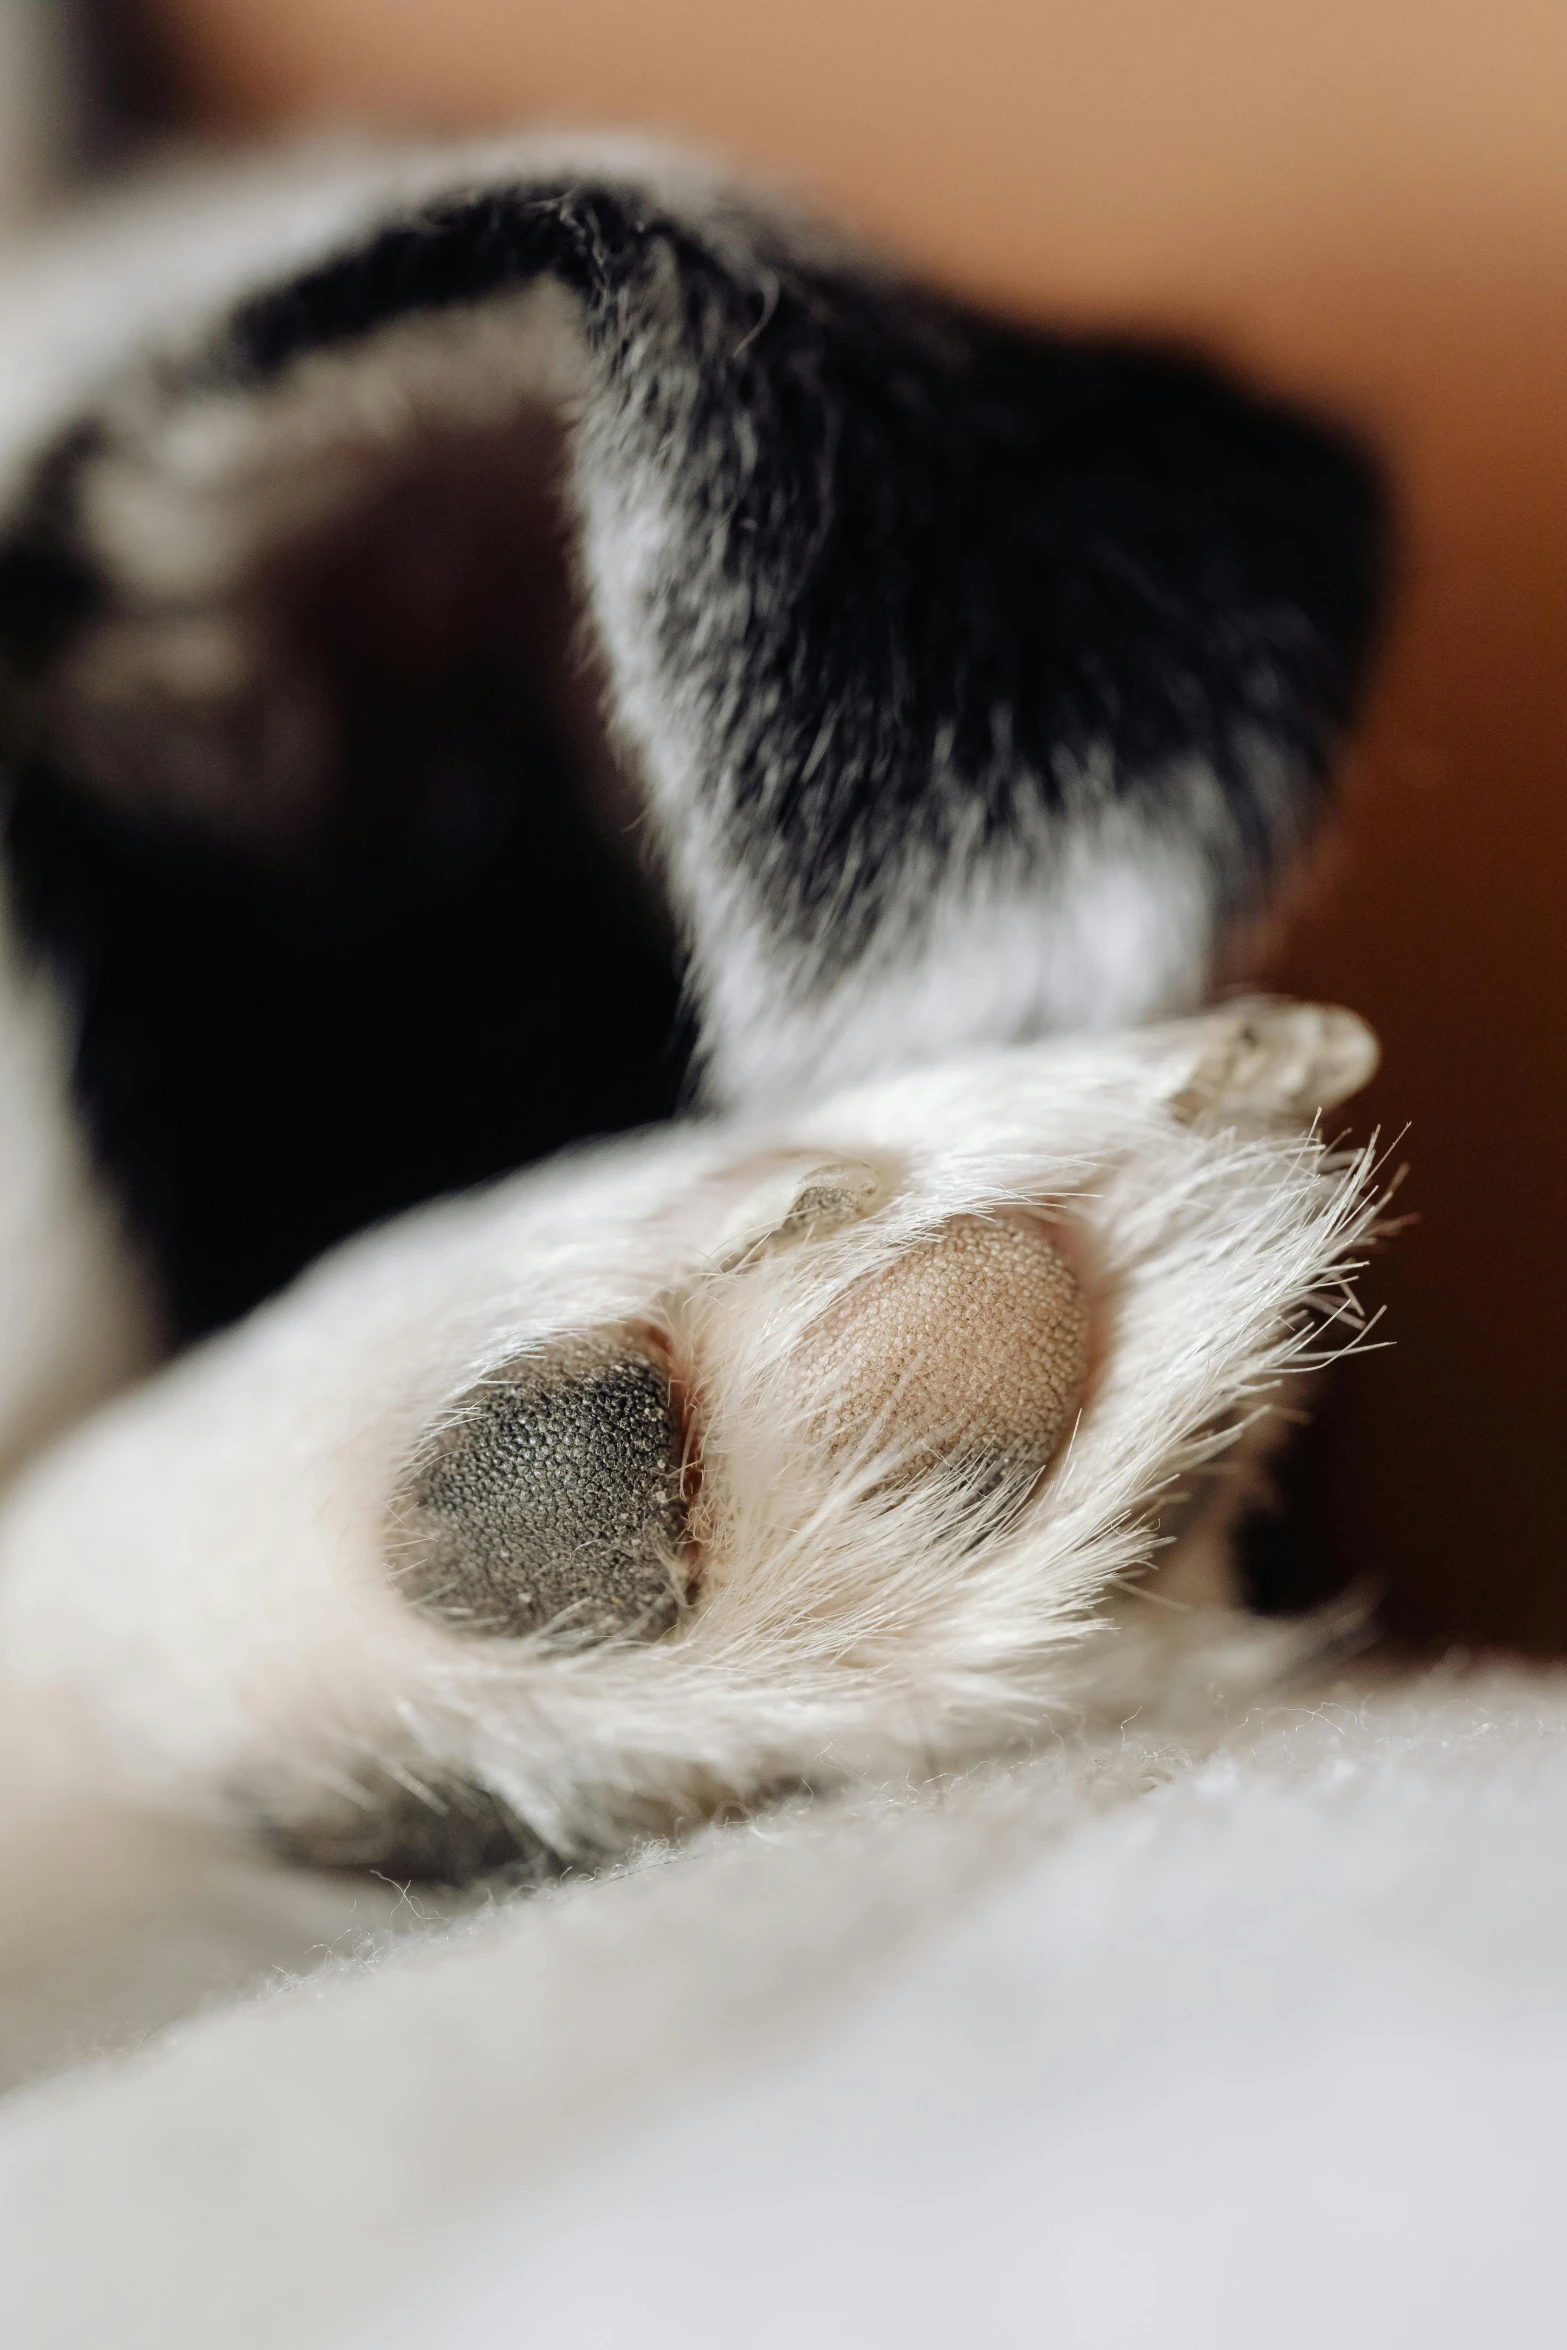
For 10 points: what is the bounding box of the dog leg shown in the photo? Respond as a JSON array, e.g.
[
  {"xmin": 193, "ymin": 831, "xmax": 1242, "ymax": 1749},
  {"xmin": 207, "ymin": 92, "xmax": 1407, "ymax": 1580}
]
[{"xmin": 0, "ymin": 1011, "xmax": 1379, "ymax": 1882}]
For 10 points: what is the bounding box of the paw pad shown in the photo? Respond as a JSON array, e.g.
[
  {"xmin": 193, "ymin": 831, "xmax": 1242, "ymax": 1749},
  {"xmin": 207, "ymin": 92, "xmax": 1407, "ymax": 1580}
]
[
  {"xmin": 796, "ymin": 1214, "xmax": 1090, "ymax": 1491},
  {"xmin": 393, "ymin": 1333, "xmax": 686, "ymax": 1640}
]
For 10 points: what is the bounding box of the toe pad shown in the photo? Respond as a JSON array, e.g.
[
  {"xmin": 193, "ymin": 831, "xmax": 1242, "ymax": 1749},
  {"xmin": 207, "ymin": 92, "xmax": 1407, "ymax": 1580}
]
[{"xmin": 798, "ymin": 1214, "xmax": 1090, "ymax": 1492}]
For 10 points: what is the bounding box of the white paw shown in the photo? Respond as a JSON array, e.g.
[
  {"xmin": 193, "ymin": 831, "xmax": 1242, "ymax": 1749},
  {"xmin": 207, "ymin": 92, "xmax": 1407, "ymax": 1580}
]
[{"xmin": 0, "ymin": 1007, "xmax": 1381, "ymax": 1881}]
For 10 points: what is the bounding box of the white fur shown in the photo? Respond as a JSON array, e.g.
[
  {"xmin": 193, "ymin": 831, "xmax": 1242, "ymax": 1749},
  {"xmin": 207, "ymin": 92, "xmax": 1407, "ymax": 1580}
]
[
  {"xmin": 0, "ymin": 1004, "xmax": 1380, "ymax": 1862},
  {"xmin": 0, "ymin": 111, "xmax": 1488, "ymax": 2350},
  {"xmin": 0, "ymin": 138, "xmax": 1383, "ymax": 1872},
  {"xmin": 681, "ymin": 819, "xmax": 1217, "ymax": 1109}
]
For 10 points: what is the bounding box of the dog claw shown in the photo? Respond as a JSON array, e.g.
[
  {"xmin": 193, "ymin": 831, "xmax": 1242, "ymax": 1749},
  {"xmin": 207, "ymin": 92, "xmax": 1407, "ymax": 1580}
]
[{"xmin": 1173, "ymin": 1001, "xmax": 1379, "ymax": 1124}]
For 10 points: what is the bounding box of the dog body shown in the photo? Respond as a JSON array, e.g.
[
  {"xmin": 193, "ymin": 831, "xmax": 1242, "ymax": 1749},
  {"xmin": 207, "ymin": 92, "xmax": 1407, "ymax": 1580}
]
[{"xmin": 0, "ymin": 138, "xmax": 1387, "ymax": 1877}]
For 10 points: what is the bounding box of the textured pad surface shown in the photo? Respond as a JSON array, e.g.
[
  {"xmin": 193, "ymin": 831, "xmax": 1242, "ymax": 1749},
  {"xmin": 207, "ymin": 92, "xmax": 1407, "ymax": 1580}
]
[
  {"xmin": 394, "ymin": 1335, "xmax": 685, "ymax": 1640},
  {"xmin": 798, "ymin": 1214, "xmax": 1090, "ymax": 1490}
]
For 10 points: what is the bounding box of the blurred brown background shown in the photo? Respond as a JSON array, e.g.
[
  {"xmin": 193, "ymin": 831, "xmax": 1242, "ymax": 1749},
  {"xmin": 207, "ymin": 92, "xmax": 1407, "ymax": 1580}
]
[{"xmin": 114, "ymin": 1, "xmax": 1567, "ymax": 1643}]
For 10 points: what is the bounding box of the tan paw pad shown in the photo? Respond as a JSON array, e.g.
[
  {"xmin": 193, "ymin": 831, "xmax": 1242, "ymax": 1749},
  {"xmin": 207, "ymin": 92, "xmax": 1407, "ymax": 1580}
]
[{"xmin": 793, "ymin": 1213, "xmax": 1090, "ymax": 1491}]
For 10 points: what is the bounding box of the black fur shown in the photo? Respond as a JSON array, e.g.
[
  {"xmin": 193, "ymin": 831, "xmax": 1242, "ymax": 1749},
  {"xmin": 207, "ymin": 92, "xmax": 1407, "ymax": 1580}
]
[
  {"xmin": 6, "ymin": 714, "xmax": 686, "ymax": 1337},
  {"xmin": 0, "ymin": 168, "xmax": 1389, "ymax": 1337},
  {"xmin": 218, "ymin": 186, "xmax": 1388, "ymax": 947},
  {"xmin": 0, "ymin": 424, "xmax": 110, "ymax": 672}
]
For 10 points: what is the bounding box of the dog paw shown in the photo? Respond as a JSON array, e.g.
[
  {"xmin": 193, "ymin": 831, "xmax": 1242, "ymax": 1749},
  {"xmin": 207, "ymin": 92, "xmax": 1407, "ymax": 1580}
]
[
  {"xmin": 393, "ymin": 1186, "xmax": 1091, "ymax": 1656},
  {"xmin": 0, "ymin": 1012, "xmax": 1382, "ymax": 1881}
]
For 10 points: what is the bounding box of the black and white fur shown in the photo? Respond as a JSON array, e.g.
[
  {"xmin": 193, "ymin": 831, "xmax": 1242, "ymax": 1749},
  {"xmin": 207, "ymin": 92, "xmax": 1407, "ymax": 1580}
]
[{"xmin": 0, "ymin": 136, "xmax": 1389, "ymax": 1879}]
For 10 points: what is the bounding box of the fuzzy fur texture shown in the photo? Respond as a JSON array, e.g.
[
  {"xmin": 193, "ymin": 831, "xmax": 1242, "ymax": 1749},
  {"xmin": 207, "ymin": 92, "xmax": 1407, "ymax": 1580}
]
[
  {"xmin": 0, "ymin": 1000, "xmax": 1381, "ymax": 1876},
  {"xmin": 0, "ymin": 132, "xmax": 1385, "ymax": 1338},
  {"xmin": 0, "ymin": 136, "xmax": 1387, "ymax": 1875},
  {"xmin": 0, "ymin": 122, "xmax": 1516, "ymax": 2350}
]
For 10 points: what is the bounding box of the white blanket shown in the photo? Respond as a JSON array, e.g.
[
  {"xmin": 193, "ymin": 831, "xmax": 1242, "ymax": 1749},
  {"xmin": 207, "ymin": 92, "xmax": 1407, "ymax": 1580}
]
[{"xmin": 4, "ymin": 1659, "xmax": 1563, "ymax": 2348}]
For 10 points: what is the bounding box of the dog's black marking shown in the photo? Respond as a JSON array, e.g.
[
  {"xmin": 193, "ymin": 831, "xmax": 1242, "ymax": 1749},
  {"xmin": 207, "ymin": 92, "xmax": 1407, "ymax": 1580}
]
[
  {"xmin": 5, "ymin": 711, "xmax": 685, "ymax": 1337},
  {"xmin": 215, "ymin": 185, "xmax": 1389, "ymax": 948},
  {"xmin": 0, "ymin": 424, "xmax": 110, "ymax": 671},
  {"xmin": 1, "ymin": 391, "xmax": 688, "ymax": 1339},
  {"xmin": 0, "ymin": 170, "xmax": 1389, "ymax": 1338}
]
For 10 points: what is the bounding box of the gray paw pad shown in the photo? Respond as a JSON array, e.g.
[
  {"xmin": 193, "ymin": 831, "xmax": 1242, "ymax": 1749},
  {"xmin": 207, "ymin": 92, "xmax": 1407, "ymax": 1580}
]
[
  {"xmin": 268, "ymin": 1776, "xmax": 549, "ymax": 1885},
  {"xmin": 393, "ymin": 1334, "xmax": 686, "ymax": 1641}
]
